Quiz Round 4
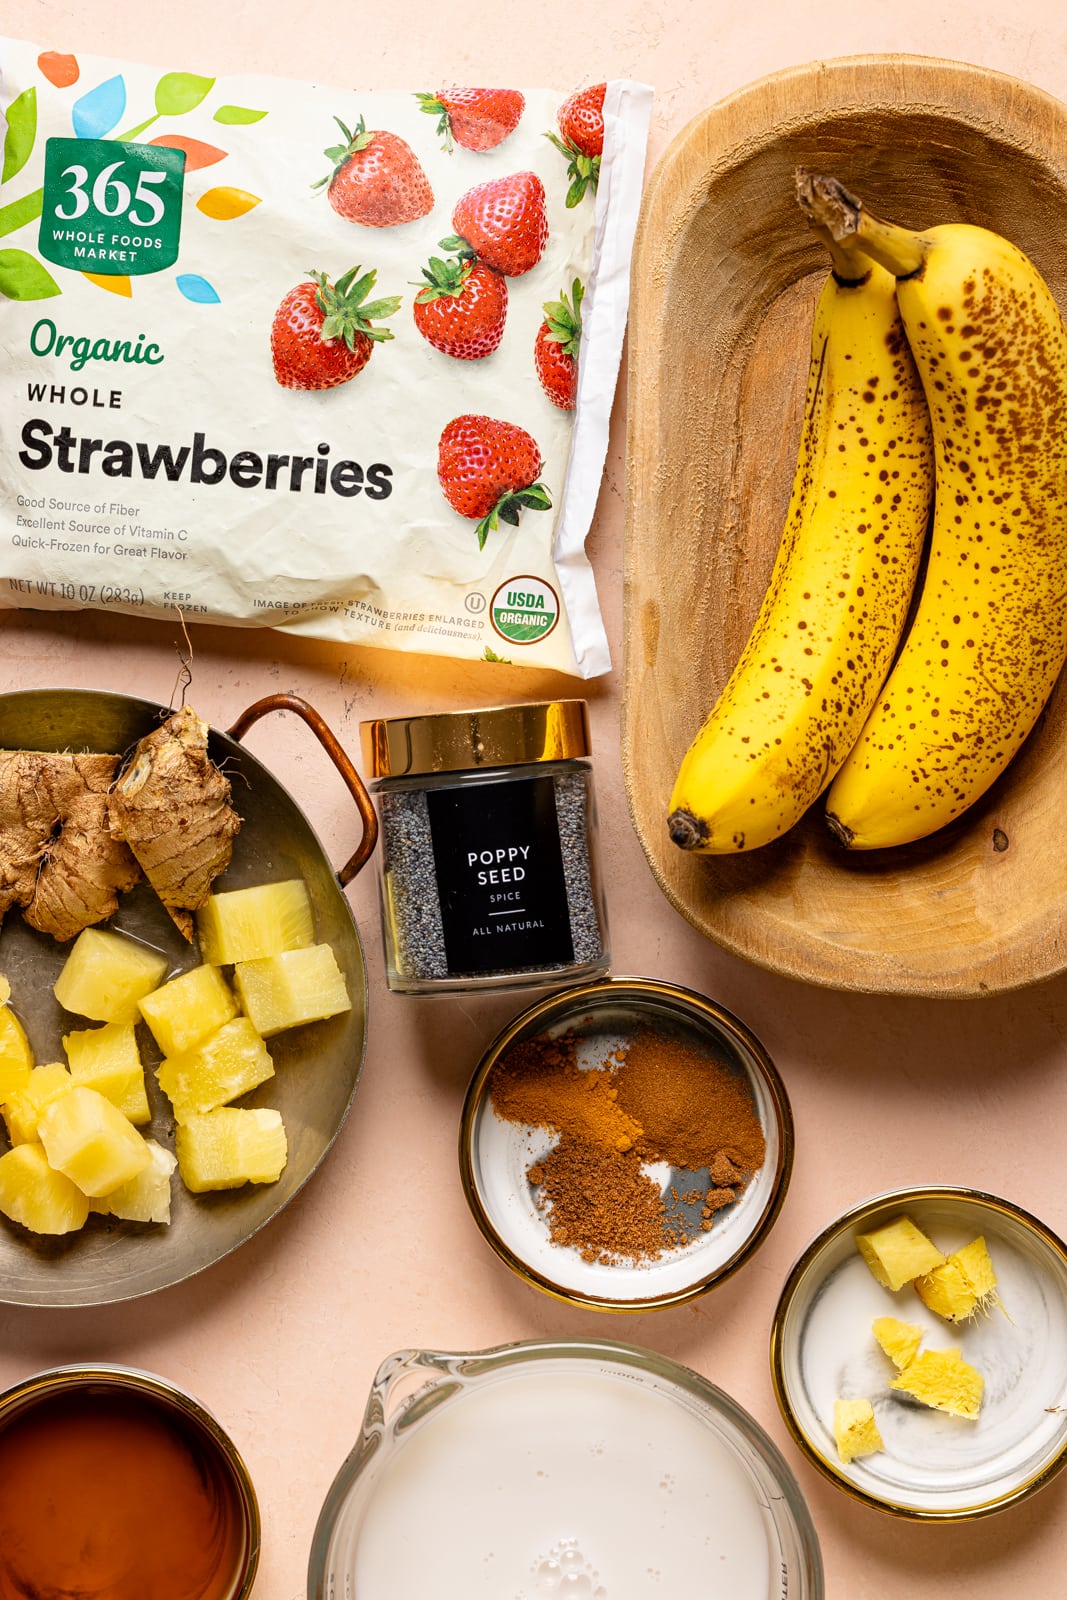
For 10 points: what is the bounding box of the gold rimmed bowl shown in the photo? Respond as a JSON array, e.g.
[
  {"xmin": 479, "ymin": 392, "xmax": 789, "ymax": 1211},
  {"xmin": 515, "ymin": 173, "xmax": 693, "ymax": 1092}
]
[
  {"xmin": 770, "ymin": 1185, "xmax": 1067, "ymax": 1518},
  {"xmin": 458, "ymin": 976, "xmax": 793, "ymax": 1312}
]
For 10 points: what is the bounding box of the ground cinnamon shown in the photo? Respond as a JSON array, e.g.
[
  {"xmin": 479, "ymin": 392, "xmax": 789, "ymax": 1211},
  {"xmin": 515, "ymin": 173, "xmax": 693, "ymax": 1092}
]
[
  {"xmin": 615, "ymin": 1028, "xmax": 765, "ymax": 1173},
  {"xmin": 487, "ymin": 1022, "xmax": 767, "ymax": 1265}
]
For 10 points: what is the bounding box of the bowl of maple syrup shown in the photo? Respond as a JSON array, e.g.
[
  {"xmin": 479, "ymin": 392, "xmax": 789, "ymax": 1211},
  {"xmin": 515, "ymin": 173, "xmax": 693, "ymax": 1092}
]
[{"xmin": 0, "ymin": 1363, "xmax": 260, "ymax": 1599}]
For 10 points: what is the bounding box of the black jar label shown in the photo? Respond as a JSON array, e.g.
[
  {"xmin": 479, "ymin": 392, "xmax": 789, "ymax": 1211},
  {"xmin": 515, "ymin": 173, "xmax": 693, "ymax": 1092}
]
[{"xmin": 426, "ymin": 775, "xmax": 575, "ymax": 975}]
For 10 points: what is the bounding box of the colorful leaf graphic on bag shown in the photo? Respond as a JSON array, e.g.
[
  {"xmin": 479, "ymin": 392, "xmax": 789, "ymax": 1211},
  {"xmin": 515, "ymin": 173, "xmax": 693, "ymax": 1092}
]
[
  {"xmin": 83, "ymin": 271, "xmax": 132, "ymax": 296},
  {"xmin": 213, "ymin": 105, "xmax": 267, "ymax": 125},
  {"xmin": 150, "ymin": 135, "xmax": 226, "ymax": 170},
  {"xmin": 2, "ymin": 89, "xmax": 37, "ymax": 184},
  {"xmin": 154, "ymin": 73, "xmax": 215, "ymax": 116},
  {"xmin": 0, "ymin": 248, "xmax": 61, "ymax": 300},
  {"xmin": 0, "ymin": 189, "xmax": 43, "ymax": 239},
  {"xmin": 38, "ymin": 52, "xmax": 80, "ymax": 88},
  {"xmin": 120, "ymin": 70, "xmax": 217, "ymax": 140},
  {"xmin": 72, "ymin": 75, "xmax": 127, "ymax": 139},
  {"xmin": 176, "ymin": 273, "xmax": 220, "ymax": 303},
  {"xmin": 196, "ymin": 187, "xmax": 260, "ymax": 220}
]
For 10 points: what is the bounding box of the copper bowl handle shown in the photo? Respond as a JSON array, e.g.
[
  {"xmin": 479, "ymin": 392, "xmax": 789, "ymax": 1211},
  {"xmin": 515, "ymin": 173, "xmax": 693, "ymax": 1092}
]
[{"xmin": 227, "ymin": 694, "xmax": 378, "ymax": 885}]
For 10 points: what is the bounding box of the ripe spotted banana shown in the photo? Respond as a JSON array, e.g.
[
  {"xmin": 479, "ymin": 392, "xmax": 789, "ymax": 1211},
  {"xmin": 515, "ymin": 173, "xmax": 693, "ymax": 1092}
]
[
  {"xmin": 667, "ymin": 234, "xmax": 934, "ymax": 854},
  {"xmin": 799, "ymin": 174, "xmax": 1067, "ymax": 850}
]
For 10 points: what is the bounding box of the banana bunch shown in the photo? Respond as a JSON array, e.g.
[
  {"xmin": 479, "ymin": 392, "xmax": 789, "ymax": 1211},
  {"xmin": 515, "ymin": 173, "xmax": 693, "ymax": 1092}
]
[
  {"xmin": 669, "ymin": 174, "xmax": 1067, "ymax": 854},
  {"xmin": 667, "ymin": 230, "xmax": 934, "ymax": 853}
]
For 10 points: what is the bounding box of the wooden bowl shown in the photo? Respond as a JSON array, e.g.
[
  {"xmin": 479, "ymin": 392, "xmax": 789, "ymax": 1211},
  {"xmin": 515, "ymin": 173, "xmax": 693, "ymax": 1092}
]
[{"xmin": 623, "ymin": 54, "xmax": 1067, "ymax": 999}]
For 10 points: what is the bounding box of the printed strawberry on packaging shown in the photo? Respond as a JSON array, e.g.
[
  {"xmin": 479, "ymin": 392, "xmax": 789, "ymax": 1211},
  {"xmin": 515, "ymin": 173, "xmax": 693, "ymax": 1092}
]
[{"xmin": 0, "ymin": 46, "xmax": 652, "ymax": 678}]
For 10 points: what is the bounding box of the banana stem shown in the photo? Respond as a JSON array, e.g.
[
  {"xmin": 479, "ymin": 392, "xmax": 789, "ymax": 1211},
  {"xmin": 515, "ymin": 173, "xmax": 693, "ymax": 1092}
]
[
  {"xmin": 808, "ymin": 222, "xmax": 872, "ymax": 285},
  {"xmin": 795, "ymin": 170, "xmax": 929, "ymax": 279}
]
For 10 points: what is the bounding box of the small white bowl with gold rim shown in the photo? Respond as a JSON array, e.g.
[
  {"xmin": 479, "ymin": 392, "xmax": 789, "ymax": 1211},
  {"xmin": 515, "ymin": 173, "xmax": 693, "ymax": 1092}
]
[
  {"xmin": 459, "ymin": 976, "xmax": 794, "ymax": 1312},
  {"xmin": 770, "ymin": 1185, "xmax": 1067, "ymax": 1518}
]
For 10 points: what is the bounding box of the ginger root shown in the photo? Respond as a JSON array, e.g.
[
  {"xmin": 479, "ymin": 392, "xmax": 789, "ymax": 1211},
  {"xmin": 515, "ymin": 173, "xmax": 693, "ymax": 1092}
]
[
  {"xmin": 107, "ymin": 705, "xmax": 242, "ymax": 940},
  {"xmin": 0, "ymin": 752, "xmax": 141, "ymax": 941}
]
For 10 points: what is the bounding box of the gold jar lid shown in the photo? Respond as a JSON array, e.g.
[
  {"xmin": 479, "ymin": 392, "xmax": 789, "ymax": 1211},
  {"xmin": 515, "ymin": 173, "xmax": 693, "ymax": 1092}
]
[{"xmin": 360, "ymin": 700, "xmax": 590, "ymax": 778}]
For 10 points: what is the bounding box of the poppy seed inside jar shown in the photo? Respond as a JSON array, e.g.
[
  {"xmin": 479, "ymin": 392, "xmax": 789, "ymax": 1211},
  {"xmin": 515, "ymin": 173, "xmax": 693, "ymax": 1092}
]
[{"xmin": 362, "ymin": 701, "xmax": 610, "ymax": 994}]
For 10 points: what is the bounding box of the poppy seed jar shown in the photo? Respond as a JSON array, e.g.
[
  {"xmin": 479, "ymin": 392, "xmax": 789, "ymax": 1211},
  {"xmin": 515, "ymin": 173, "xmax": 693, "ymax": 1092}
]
[{"xmin": 360, "ymin": 701, "xmax": 610, "ymax": 994}]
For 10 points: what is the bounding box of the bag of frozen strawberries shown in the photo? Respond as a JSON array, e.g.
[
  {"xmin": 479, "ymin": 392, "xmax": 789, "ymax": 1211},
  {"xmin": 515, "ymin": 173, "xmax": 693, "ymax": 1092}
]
[{"xmin": 0, "ymin": 39, "xmax": 651, "ymax": 676}]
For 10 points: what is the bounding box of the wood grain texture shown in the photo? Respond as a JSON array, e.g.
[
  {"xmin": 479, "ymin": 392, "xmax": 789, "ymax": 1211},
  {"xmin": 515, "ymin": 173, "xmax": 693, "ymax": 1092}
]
[{"xmin": 623, "ymin": 53, "xmax": 1067, "ymax": 998}]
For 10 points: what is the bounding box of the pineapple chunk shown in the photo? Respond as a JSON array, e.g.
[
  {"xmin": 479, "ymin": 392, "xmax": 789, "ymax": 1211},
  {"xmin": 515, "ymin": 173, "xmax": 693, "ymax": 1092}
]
[
  {"xmin": 63, "ymin": 1022, "xmax": 150, "ymax": 1125},
  {"xmin": 175, "ymin": 1107, "xmax": 287, "ymax": 1192},
  {"xmin": 196, "ymin": 879, "xmax": 314, "ymax": 965},
  {"xmin": 90, "ymin": 1139, "xmax": 177, "ymax": 1224},
  {"xmin": 914, "ymin": 1237, "xmax": 998, "ymax": 1322},
  {"xmin": 890, "ymin": 1347, "xmax": 984, "ymax": 1418},
  {"xmin": 38, "ymin": 1085, "xmax": 151, "ymax": 1197},
  {"xmin": 833, "ymin": 1397, "xmax": 883, "ymax": 1464},
  {"xmin": 0, "ymin": 1002, "xmax": 34, "ymax": 1105},
  {"xmin": 3, "ymin": 1062, "xmax": 73, "ymax": 1145},
  {"xmin": 138, "ymin": 963, "xmax": 237, "ymax": 1058},
  {"xmin": 856, "ymin": 1215, "xmax": 944, "ymax": 1291},
  {"xmin": 234, "ymin": 944, "xmax": 350, "ymax": 1037},
  {"xmin": 54, "ymin": 927, "xmax": 169, "ymax": 1023},
  {"xmin": 156, "ymin": 1016, "xmax": 275, "ymax": 1121},
  {"xmin": 872, "ymin": 1316, "xmax": 925, "ymax": 1372},
  {"xmin": 0, "ymin": 1142, "xmax": 89, "ymax": 1235}
]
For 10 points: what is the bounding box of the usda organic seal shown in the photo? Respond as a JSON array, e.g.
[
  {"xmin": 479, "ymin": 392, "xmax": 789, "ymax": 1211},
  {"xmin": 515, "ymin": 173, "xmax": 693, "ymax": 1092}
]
[{"xmin": 490, "ymin": 576, "xmax": 559, "ymax": 645}]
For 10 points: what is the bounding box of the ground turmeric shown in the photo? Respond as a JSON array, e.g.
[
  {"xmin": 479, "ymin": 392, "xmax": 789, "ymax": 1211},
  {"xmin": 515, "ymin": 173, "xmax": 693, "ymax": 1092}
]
[{"xmin": 488, "ymin": 1035, "xmax": 642, "ymax": 1152}]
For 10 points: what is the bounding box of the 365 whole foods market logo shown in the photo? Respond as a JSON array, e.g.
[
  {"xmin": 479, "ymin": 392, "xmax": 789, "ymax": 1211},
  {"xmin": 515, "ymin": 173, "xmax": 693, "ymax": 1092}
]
[
  {"xmin": 490, "ymin": 576, "xmax": 559, "ymax": 645},
  {"xmin": 0, "ymin": 55, "xmax": 266, "ymax": 303},
  {"xmin": 39, "ymin": 137, "xmax": 185, "ymax": 275}
]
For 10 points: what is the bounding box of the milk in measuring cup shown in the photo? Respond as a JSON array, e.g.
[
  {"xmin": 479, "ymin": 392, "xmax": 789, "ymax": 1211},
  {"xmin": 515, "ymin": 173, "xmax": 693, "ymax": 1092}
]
[{"xmin": 353, "ymin": 1362, "xmax": 774, "ymax": 1597}]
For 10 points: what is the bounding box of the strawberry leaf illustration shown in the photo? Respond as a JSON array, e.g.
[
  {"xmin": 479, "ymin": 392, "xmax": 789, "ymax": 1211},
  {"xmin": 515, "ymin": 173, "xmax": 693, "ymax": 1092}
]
[
  {"xmin": 0, "ymin": 249, "xmax": 61, "ymax": 301},
  {"xmin": 475, "ymin": 481, "xmax": 551, "ymax": 548},
  {"xmin": 154, "ymin": 72, "xmax": 215, "ymax": 116},
  {"xmin": 2, "ymin": 88, "xmax": 37, "ymax": 185}
]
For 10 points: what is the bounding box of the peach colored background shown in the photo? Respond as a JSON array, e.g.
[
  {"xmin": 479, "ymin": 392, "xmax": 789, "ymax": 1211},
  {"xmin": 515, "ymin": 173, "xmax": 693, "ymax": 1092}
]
[{"xmin": 4, "ymin": 4, "xmax": 1067, "ymax": 1598}]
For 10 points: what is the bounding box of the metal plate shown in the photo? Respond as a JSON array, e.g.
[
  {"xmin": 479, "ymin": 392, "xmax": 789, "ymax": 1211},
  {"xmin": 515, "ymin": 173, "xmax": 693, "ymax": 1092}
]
[{"xmin": 0, "ymin": 689, "xmax": 369, "ymax": 1307}]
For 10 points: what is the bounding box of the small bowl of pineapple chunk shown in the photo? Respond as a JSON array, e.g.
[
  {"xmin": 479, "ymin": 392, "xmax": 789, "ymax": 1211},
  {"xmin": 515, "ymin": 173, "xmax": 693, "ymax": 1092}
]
[{"xmin": 770, "ymin": 1186, "xmax": 1067, "ymax": 1518}]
